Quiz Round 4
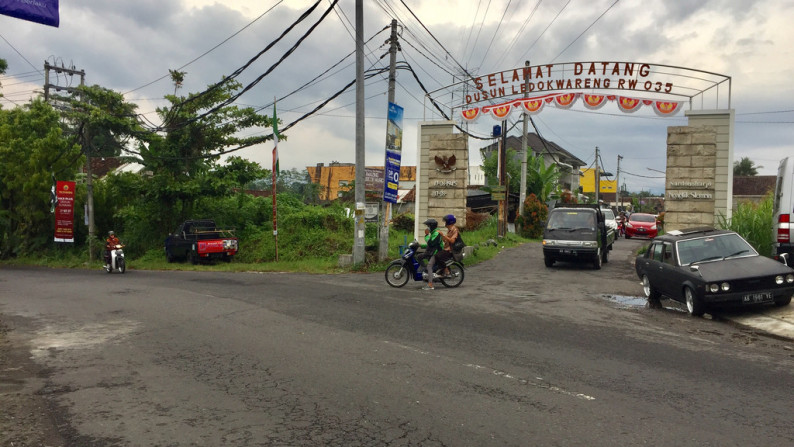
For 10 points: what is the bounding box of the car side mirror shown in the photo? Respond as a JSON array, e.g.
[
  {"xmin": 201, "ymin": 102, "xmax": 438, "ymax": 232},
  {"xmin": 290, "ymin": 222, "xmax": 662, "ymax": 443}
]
[{"xmin": 689, "ymin": 264, "xmax": 700, "ymax": 273}]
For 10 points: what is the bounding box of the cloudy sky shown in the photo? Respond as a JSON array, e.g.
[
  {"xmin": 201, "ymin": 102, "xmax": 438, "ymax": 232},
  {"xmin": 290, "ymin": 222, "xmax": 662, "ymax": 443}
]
[{"xmin": 2, "ymin": 0, "xmax": 792, "ymax": 194}]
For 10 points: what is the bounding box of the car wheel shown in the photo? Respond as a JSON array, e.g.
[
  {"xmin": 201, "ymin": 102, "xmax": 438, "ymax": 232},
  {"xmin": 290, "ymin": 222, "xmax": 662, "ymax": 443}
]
[
  {"xmin": 685, "ymin": 286, "xmax": 705, "ymax": 317},
  {"xmin": 593, "ymin": 248, "xmax": 602, "ymax": 270},
  {"xmin": 641, "ymin": 275, "xmax": 661, "ymax": 299},
  {"xmin": 544, "ymin": 255, "xmax": 554, "ymax": 268},
  {"xmin": 774, "ymin": 294, "xmax": 792, "ymax": 307}
]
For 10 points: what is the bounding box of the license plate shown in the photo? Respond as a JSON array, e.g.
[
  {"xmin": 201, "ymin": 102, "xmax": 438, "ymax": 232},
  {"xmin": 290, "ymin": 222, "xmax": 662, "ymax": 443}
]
[
  {"xmin": 742, "ymin": 292, "xmax": 772, "ymax": 303},
  {"xmin": 561, "ymin": 249, "xmax": 576, "ymax": 255},
  {"xmin": 637, "ymin": 228, "xmax": 646, "ymax": 232}
]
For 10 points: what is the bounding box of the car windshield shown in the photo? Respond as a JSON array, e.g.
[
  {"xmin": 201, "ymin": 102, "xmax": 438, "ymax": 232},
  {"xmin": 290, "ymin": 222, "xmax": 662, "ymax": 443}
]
[
  {"xmin": 547, "ymin": 210, "xmax": 596, "ymax": 230},
  {"xmin": 603, "ymin": 209, "xmax": 615, "ymax": 220},
  {"xmin": 631, "ymin": 214, "xmax": 655, "ymax": 223},
  {"xmin": 676, "ymin": 233, "xmax": 758, "ymax": 265}
]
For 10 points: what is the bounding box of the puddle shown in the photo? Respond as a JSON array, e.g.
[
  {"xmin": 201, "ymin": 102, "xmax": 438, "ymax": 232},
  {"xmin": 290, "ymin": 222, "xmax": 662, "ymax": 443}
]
[{"xmin": 599, "ymin": 294, "xmax": 647, "ymax": 308}]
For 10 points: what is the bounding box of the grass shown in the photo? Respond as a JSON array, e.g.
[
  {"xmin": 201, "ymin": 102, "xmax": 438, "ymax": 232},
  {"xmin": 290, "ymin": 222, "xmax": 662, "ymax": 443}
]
[{"xmin": 2, "ymin": 223, "xmax": 532, "ymax": 273}]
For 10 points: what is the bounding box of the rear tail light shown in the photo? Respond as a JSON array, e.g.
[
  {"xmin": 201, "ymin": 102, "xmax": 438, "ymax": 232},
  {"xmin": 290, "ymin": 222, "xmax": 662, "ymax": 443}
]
[{"xmin": 778, "ymin": 214, "xmax": 790, "ymax": 243}]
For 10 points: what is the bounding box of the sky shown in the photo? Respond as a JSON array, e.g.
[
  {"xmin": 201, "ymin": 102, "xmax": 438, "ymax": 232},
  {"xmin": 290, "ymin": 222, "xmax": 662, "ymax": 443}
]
[{"xmin": 2, "ymin": 0, "xmax": 792, "ymax": 195}]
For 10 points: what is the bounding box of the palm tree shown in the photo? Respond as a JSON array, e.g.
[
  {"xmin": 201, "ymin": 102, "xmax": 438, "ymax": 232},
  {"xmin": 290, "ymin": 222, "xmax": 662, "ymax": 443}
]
[{"xmin": 733, "ymin": 157, "xmax": 762, "ymax": 176}]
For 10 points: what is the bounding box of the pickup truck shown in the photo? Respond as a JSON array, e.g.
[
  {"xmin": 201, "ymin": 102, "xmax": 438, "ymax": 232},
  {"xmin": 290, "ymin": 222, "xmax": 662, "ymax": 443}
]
[
  {"xmin": 164, "ymin": 219, "xmax": 238, "ymax": 264},
  {"xmin": 542, "ymin": 204, "xmax": 615, "ymax": 269}
]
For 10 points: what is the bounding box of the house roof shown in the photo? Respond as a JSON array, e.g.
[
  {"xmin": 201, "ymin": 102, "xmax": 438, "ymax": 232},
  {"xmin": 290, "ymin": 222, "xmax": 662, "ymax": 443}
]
[
  {"xmin": 480, "ymin": 133, "xmax": 586, "ymax": 167},
  {"xmin": 733, "ymin": 175, "xmax": 775, "ymax": 196}
]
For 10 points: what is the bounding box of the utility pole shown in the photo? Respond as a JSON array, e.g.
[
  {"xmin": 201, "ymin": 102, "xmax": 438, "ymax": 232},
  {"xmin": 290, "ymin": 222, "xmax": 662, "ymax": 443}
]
[
  {"xmin": 44, "ymin": 62, "xmax": 93, "ymax": 261},
  {"xmin": 498, "ymin": 120, "xmax": 507, "ymax": 237},
  {"xmin": 594, "ymin": 146, "xmax": 600, "ymax": 204},
  {"xmin": 353, "ymin": 0, "xmax": 366, "ymax": 265},
  {"xmin": 518, "ymin": 60, "xmax": 530, "ymax": 218},
  {"xmin": 378, "ymin": 19, "xmax": 399, "ymax": 262},
  {"xmin": 616, "ymin": 155, "xmax": 623, "ymax": 209}
]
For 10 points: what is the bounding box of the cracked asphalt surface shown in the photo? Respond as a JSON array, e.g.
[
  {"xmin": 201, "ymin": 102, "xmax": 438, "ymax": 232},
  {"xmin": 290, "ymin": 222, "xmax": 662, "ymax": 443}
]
[{"xmin": 2, "ymin": 238, "xmax": 794, "ymax": 446}]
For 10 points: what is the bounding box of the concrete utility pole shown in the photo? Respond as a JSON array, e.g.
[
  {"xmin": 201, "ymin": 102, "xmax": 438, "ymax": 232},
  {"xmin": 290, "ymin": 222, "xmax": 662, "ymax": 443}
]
[
  {"xmin": 594, "ymin": 146, "xmax": 600, "ymax": 203},
  {"xmin": 353, "ymin": 0, "xmax": 366, "ymax": 265},
  {"xmin": 616, "ymin": 155, "xmax": 623, "ymax": 208},
  {"xmin": 378, "ymin": 19, "xmax": 399, "ymax": 262},
  {"xmin": 498, "ymin": 120, "xmax": 507, "ymax": 237},
  {"xmin": 519, "ymin": 60, "xmax": 530, "ymax": 218},
  {"xmin": 44, "ymin": 62, "xmax": 93, "ymax": 260}
]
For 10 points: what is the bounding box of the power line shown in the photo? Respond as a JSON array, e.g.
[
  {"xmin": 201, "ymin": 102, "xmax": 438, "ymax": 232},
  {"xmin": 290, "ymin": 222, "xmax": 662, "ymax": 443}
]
[
  {"xmin": 124, "ymin": 0, "xmax": 285, "ymax": 95},
  {"xmin": 550, "ymin": 0, "xmax": 620, "ymax": 63}
]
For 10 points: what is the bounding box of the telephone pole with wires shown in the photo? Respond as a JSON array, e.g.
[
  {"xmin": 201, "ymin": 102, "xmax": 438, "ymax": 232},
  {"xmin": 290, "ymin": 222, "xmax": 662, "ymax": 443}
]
[
  {"xmin": 353, "ymin": 0, "xmax": 365, "ymax": 265},
  {"xmin": 378, "ymin": 19, "xmax": 400, "ymax": 262}
]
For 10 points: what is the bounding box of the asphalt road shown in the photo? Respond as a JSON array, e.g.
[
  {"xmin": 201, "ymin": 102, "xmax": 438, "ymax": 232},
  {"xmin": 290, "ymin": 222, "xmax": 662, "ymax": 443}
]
[{"xmin": 2, "ymin": 238, "xmax": 794, "ymax": 446}]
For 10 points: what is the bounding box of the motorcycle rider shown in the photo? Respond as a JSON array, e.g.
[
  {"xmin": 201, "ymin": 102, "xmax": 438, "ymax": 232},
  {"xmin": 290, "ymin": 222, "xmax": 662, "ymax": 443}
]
[
  {"xmin": 105, "ymin": 230, "xmax": 120, "ymax": 268},
  {"xmin": 436, "ymin": 214, "xmax": 460, "ymax": 277},
  {"xmin": 419, "ymin": 218, "xmax": 443, "ymax": 290}
]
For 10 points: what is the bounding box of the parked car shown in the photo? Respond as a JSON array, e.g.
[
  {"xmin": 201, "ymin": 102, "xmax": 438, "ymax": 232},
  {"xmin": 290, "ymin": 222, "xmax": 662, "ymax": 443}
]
[
  {"xmin": 602, "ymin": 208, "xmax": 618, "ymax": 236},
  {"xmin": 773, "ymin": 156, "xmax": 792, "ymax": 261},
  {"xmin": 625, "ymin": 213, "xmax": 658, "ymax": 239},
  {"xmin": 635, "ymin": 228, "xmax": 794, "ymax": 316},
  {"xmin": 165, "ymin": 219, "xmax": 238, "ymax": 264},
  {"xmin": 542, "ymin": 204, "xmax": 615, "ymax": 269}
]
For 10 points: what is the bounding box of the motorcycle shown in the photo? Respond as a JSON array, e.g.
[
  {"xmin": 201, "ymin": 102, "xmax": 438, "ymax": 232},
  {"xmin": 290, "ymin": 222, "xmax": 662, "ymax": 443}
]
[
  {"xmin": 105, "ymin": 244, "xmax": 126, "ymax": 274},
  {"xmin": 385, "ymin": 241, "xmax": 465, "ymax": 288}
]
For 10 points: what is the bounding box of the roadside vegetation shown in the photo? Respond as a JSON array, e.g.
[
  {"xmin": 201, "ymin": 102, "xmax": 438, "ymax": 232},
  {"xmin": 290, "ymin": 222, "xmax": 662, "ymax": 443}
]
[{"xmin": 717, "ymin": 193, "xmax": 774, "ymax": 256}]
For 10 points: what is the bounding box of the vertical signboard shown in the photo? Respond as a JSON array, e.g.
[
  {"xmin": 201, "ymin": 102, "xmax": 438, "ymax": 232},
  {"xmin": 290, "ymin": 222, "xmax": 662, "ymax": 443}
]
[
  {"xmin": 54, "ymin": 180, "xmax": 75, "ymax": 242},
  {"xmin": 383, "ymin": 102, "xmax": 404, "ymax": 203}
]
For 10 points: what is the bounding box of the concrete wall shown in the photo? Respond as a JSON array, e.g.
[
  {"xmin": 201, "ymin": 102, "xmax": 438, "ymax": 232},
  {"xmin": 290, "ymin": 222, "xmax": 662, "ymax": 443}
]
[{"xmin": 415, "ymin": 121, "xmax": 468, "ymax": 238}]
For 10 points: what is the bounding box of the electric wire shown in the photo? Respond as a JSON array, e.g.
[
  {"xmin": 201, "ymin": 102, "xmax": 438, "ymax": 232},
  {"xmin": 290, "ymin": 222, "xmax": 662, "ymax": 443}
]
[
  {"xmin": 124, "ymin": 0, "xmax": 285, "ymax": 95},
  {"xmin": 514, "ymin": 0, "xmax": 571, "ymax": 65},
  {"xmin": 475, "ymin": 0, "xmax": 513, "ymax": 71},
  {"xmin": 550, "ymin": 0, "xmax": 620, "ymax": 63}
]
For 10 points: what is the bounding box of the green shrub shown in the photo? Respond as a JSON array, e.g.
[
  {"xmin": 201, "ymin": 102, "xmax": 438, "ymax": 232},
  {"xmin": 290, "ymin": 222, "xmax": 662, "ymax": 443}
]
[
  {"xmin": 717, "ymin": 194, "xmax": 773, "ymax": 256},
  {"xmin": 465, "ymin": 209, "xmax": 492, "ymax": 230},
  {"xmin": 392, "ymin": 213, "xmax": 414, "ymax": 231},
  {"xmin": 519, "ymin": 193, "xmax": 548, "ymax": 239}
]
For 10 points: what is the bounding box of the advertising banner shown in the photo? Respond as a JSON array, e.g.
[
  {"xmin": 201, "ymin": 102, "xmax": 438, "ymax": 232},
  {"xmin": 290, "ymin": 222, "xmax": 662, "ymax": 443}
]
[
  {"xmin": 54, "ymin": 180, "xmax": 75, "ymax": 242},
  {"xmin": 0, "ymin": 0, "xmax": 60, "ymax": 27},
  {"xmin": 383, "ymin": 102, "xmax": 404, "ymax": 203}
]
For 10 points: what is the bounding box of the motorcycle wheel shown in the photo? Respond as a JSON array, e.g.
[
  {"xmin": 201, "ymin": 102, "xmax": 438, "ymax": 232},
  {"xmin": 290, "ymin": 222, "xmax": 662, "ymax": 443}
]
[
  {"xmin": 385, "ymin": 261, "xmax": 410, "ymax": 288},
  {"xmin": 439, "ymin": 262, "xmax": 465, "ymax": 288},
  {"xmin": 118, "ymin": 258, "xmax": 126, "ymax": 274}
]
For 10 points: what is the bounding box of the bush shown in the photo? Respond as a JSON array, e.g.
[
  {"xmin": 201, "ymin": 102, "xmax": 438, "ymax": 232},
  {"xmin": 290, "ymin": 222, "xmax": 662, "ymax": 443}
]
[
  {"xmin": 717, "ymin": 194, "xmax": 773, "ymax": 256},
  {"xmin": 465, "ymin": 208, "xmax": 491, "ymax": 230},
  {"xmin": 519, "ymin": 193, "xmax": 548, "ymax": 239},
  {"xmin": 392, "ymin": 213, "xmax": 414, "ymax": 231}
]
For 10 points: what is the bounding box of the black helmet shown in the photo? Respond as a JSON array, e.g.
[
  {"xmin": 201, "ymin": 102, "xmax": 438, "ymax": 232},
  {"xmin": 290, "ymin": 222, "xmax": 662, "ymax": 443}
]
[
  {"xmin": 423, "ymin": 218, "xmax": 438, "ymax": 231},
  {"xmin": 442, "ymin": 214, "xmax": 456, "ymax": 225}
]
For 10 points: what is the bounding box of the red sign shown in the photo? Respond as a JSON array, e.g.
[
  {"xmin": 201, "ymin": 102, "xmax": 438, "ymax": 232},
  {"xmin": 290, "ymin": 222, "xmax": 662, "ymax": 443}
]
[{"xmin": 54, "ymin": 181, "xmax": 75, "ymax": 242}]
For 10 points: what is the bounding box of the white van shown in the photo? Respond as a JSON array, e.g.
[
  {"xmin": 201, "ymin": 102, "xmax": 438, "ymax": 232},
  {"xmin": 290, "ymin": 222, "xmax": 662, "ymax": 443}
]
[{"xmin": 773, "ymin": 157, "xmax": 793, "ymax": 259}]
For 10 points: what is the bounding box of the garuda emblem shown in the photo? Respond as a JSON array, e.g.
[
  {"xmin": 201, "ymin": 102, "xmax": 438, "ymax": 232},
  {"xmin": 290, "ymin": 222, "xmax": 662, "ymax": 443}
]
[{"xmin": 434, "ymin": 154, "xmax": 456, "ymax": 173}]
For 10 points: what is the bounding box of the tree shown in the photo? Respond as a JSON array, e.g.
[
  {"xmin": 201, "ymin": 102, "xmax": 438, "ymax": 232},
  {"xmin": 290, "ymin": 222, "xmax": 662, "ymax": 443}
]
[
  {"xmin": 734, "ymin": 157, "xmax": 762, "ymax": 176},
  {"xmin": 129, "ymin": 78, "xmax": 273, "ymax": 233},
  {"xmin": 0, "ymin": 99, "xmax": 83, "ymax": 256},
  {"xmin": 482, "ymin": 149, "xmax": 562, "ymax": 203},
  {"xmin": 0, "ymin": 58, "xmax": 7, "ymax": 97}
]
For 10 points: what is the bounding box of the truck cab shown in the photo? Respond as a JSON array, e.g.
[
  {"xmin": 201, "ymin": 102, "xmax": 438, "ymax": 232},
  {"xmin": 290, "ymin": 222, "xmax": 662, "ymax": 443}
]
[
  {"xmin": 165, "ymin": 219, "xmax": 238, "ymax": 264},
  {"xmin": 773, "ymin": 157, "xmax": 793, "ymax": 262},
  {"xmin": 542, "ymin": 204, "xmax": 615, "ymax": 269}
]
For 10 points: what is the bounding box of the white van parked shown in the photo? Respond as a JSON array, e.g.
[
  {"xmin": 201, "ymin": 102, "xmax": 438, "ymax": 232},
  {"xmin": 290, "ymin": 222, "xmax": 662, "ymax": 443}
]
[{"xmin": 773, "ymin": 157, "xmax": 793, "ymax": 260}]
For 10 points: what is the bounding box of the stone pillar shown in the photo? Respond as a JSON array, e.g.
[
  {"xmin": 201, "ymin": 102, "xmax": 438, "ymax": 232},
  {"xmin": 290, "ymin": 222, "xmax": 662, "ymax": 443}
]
[
  {"xmin": 415, "ymin": 121, "xmax": 468, "ymax": 239},
  {"xmin": 664, "ymin": 126, "xmax": 717, "ymax": 230},
  {"xmin": 685, "ymin": 110, "xmax": 735, "ymax": 222}
]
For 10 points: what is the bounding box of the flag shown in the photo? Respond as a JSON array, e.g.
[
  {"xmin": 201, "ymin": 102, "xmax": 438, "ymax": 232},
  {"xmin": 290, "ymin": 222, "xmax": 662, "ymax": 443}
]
[{"xmin": 272, "ymin": 102, "xmax": 279, "ymax": 179}]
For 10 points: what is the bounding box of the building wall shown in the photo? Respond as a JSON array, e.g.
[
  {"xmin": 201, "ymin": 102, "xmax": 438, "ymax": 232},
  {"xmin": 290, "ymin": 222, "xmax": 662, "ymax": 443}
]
[
  {"xmin": 579, "ymin": 168, "xmax": 617, "ymax": 194},
  {"xmin": 664, "ymin": 126, "xmax": 718, "ymax": 230},
  {"xmin": 306, "ymin": 164, "xmax": 416, "ymax": 201},
  {"xmin": 686, "ymin": 110, "xmax": 735, "ymax": 222}
]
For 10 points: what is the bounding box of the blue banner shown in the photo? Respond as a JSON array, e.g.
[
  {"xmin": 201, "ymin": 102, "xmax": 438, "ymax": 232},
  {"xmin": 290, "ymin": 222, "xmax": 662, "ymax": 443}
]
[
  {"xmin": 0, "ymin": 0, "xmax": 59, "ymax": 27},
  {"xmin": 383, "ymin": 102, "xmax": 403, "ymax": 204}
]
